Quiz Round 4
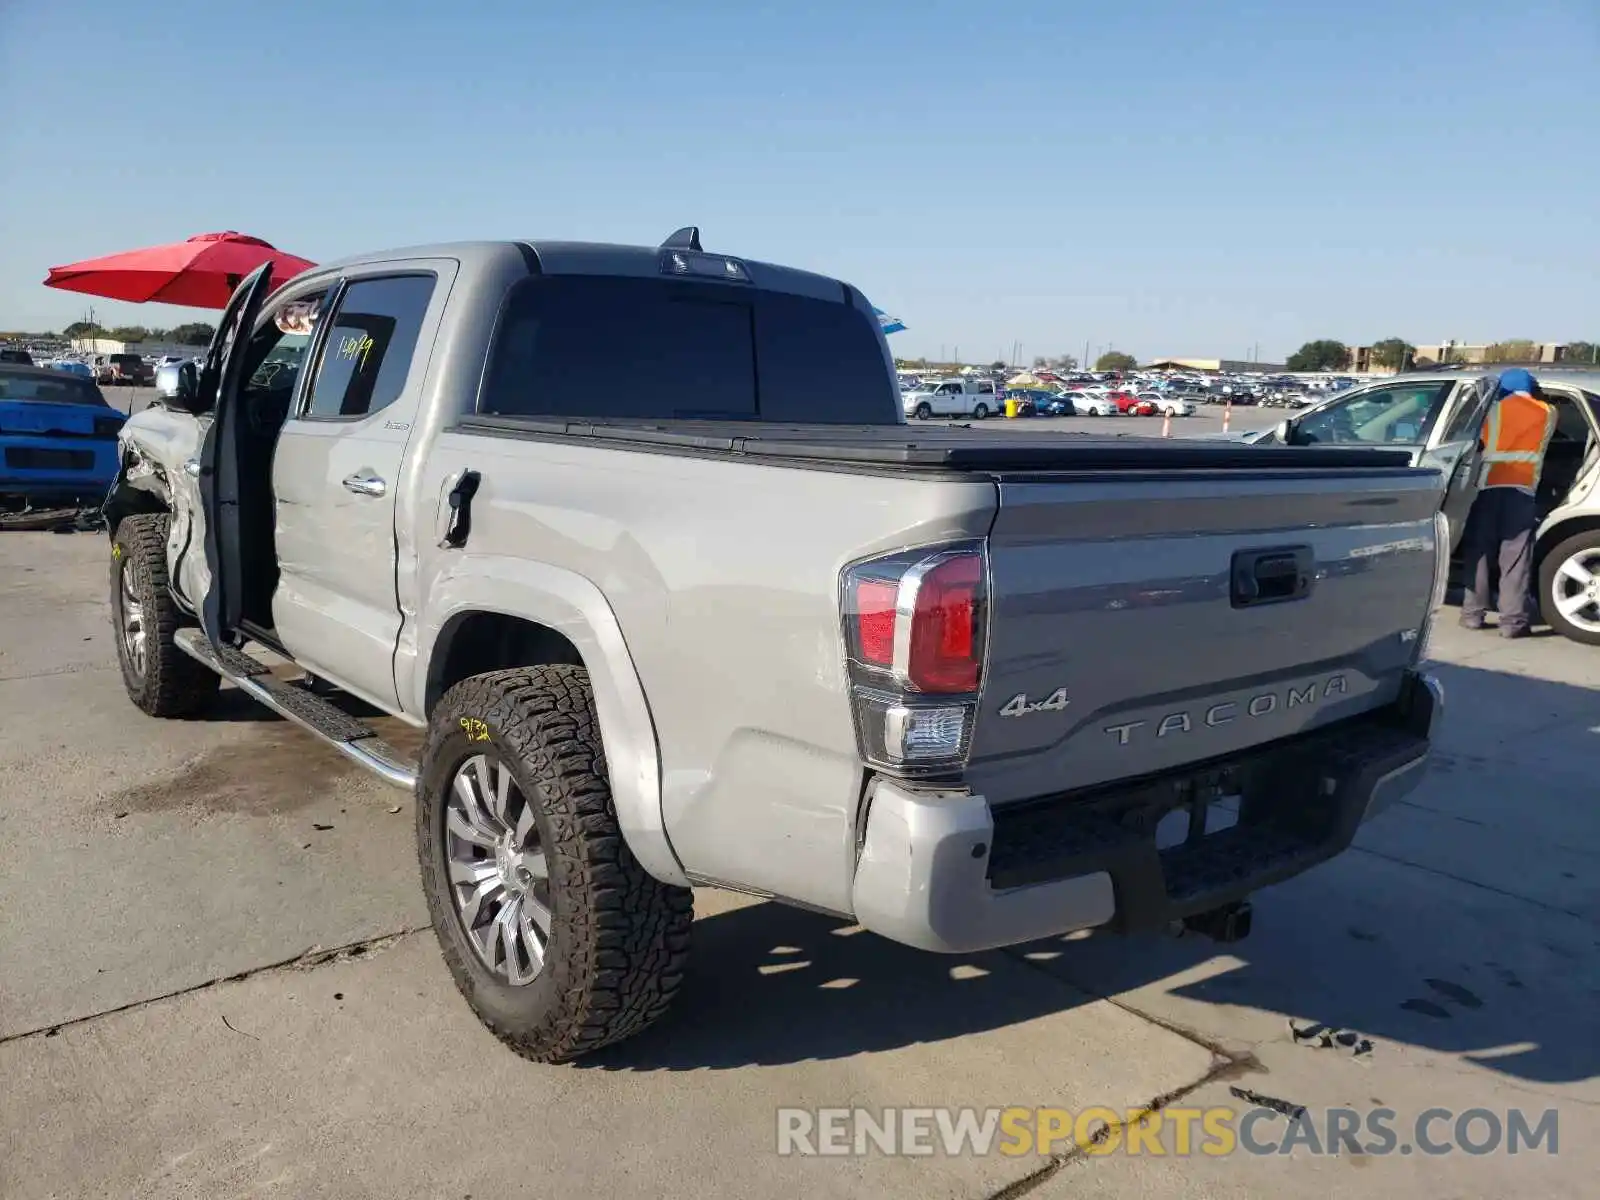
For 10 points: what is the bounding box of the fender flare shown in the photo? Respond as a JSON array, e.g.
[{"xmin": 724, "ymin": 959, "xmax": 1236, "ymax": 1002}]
[{"xmin": 414, "ymin": 555, "xmax": 688, "ymax": 887}]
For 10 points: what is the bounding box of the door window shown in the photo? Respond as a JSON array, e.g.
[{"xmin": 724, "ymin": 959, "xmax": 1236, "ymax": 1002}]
[
  {"xmin": 302, "ymin": 275, "xmax": 436, "ymax": 420},
  {"xmin": 1294, "ymin": 381, "xmax": 1454, "ymax": 446},
  {"xmin": 235, "ymin": 290, "xmax": 329, "ymax": 432},
  {"xmin": 1438, "ymin": 381, "xmax": 1494, "ymax": 443}
]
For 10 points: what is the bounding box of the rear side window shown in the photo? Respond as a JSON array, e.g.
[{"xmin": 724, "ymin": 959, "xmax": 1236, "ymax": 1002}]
[
  {"xmin": 480, "ymin": 275, "xmax": 897, "ymax": 424},
  {"xmin": 303, "ymin": 274, "xmax": 436, "ymax": 419}
]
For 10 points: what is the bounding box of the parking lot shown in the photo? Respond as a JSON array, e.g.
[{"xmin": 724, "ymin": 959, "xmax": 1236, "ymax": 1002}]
[
  {"xmin": 102, "ymin": 384, "xmax": 1285, "ymax": 439},
  {"xmin": 2, "ymin": 411, "xmax": 1596, "ymax": 1199}
]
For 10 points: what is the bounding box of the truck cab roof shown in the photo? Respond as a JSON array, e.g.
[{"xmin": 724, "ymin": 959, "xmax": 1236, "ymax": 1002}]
[{"xmin": 303, "ymin": 238, "xmax": 856, "ymax": 306}]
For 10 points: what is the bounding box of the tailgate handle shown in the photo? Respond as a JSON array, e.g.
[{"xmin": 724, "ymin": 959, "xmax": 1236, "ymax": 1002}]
[{"xmin": 1231, "ymin": 546, "xmax": 1314, "ymax": 608}]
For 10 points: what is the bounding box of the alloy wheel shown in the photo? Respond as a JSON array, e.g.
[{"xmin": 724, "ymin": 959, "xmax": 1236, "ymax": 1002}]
[
  {"xmin": 1550, "ymin": 548, "xmax": 1600, "ymax": 634},
  {"xmin": 119, "ymin": 560, "xmax": 147, "ymax": 680},
  {"xmin": 444, "ymin": 753, "xmax": 553, "ymax": 986}
]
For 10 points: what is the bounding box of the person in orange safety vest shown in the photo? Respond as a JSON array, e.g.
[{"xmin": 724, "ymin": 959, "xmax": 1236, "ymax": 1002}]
[{"xmin": 1459, "ymin": 368, "xmax": 1556, "ymax": 638}]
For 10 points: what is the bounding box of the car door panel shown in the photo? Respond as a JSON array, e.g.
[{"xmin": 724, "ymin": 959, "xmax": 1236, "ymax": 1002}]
[
  {"xmin": 196, "ymin": 264, "xmax": 278, "ymax": 646},
  {"xmin": 271, "ymin": 264, "xmax": 455, "ymax": 708},
  {"xmin": 1418, "ymin": 377, "xmax": 1495, "ymax": 551}
]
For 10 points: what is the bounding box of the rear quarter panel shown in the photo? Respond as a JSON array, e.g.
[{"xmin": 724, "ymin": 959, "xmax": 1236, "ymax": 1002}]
[{"xmin": 413, "ymin": 433, "xmax": 997, "ymax": 914}]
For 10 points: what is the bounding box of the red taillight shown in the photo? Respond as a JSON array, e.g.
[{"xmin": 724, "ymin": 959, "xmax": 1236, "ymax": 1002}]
[
  {"xmin": 853, "ymin": 577, "xmax": 899, "ymax": 666},
  {"xmin": 907, "ymin": 555, "xmax": 982, "ymax": 692},
  {"xmin": 840, "ymin": 543, "xmax": 988, "ymax": 775}
]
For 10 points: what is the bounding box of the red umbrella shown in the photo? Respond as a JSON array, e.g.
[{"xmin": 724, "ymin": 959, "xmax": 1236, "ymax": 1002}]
[{"xmin": 43, "ymin": 231, "xmax": 316, "ymax": 310}]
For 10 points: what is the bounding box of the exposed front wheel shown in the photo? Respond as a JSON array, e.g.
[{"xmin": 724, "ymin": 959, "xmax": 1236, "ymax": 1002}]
[
  {"xmin": 416, "ymin": 665, "xmax": 694, "ymax": 1062},
  {"xmin": 110, "ymin": 514, "xmax": 219, "ymax": 717},
  {"xmin": 1539, "ymin": 531, "xmax": 1600, "ymax": 645},
  {"xmin": 914, "ymin": 402, "xmax": 932, "ymax": 420}
]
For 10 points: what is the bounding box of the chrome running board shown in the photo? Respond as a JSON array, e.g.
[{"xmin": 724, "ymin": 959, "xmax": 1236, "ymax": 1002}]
[{"xmin": 174, "ymin": 628, "xmax": 417, "ymax": 789}]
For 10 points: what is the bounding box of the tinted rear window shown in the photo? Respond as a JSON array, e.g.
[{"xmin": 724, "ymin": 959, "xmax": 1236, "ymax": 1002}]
[
  {"xmin": 480, "ymin": 275, "xmax": 897, "ymax": 424},
  {"xmin": 0, "ymin": 368, "xmax": 107, "ymax": 406}
]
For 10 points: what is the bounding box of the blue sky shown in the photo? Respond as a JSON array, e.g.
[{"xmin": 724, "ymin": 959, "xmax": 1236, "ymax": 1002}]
[{"xmin": 2, "ymin": 0, "xmax": 1595, "ymax": 362}]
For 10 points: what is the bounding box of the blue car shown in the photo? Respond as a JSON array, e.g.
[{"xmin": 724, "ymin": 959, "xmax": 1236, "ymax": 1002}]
[{"xmin": 0, "ymin": 364, "xmax": 126, "ymax": 506}]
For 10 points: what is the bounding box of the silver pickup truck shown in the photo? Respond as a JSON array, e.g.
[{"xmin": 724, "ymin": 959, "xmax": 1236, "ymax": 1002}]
[{"xmin": 105, "ymin": 230, "xmax": 1447, "ymax": 1062}]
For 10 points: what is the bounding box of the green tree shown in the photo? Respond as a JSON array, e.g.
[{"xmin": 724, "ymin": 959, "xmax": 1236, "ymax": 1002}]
[
  {"xmin": 62, "ymin": 320, "xmax": 105, "ymax": 338},
  {"xmin": 1368, "ymin": 338, "xmax": 1414, "ymax": 370},
  {"xmin": 169, "ymin": 322, "xmax": 217, "ymax": 346},
  {"xmin": 1285, "ymin": 339, "xmax": 1351, "ymax": 372},
  {"xmin": 990, "ymin": 360, "xmax": 1008, "ymax": 371},
  {"xmin": 1482, "ymin": 339, "xmax": 1538, "ymax": 363},
  {"xmin": 1563, "ymin": 341, "xmax": 1598, "ymax": 365},
  {"xmin": 1095, "ymin": 350, "xmax": 1137, "ymax": 372},
  {"xmin": 109, "ymin": 325, "xmax": 151, "ymax": 343}
]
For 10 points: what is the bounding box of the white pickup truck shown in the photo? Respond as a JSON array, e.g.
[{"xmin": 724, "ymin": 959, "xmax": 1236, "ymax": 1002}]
[{"xmin": 903, "ymin": 377, "xmax": 999, "ymax": 420}]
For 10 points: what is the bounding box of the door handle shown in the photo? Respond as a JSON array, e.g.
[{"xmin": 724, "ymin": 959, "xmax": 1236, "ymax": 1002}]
[
  {"xmin": 183, "ymin": 458, "xmax": 200, "ymax": 478},
  {"xmin": 342, "ymin": 472, "xmax": 387, "ymax": 497}
]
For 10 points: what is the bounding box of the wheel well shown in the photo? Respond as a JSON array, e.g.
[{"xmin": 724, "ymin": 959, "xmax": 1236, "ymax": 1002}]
[
  {"xmin": 104, "ymin": 484, "xmax": 168, "ymax": 539},
  {"xmin": 426, "ymin": 612, "xmax": 584, "ymax": 715},
  {"xmin": 1535, "ymin": 515, "xmax": 1600, "ymax": 566}
]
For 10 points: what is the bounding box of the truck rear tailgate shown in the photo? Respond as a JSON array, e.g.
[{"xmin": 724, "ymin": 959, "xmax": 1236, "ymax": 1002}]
[{"xmin": 967, "ymin": 465, "xmax": 1442, "ymax": 804}]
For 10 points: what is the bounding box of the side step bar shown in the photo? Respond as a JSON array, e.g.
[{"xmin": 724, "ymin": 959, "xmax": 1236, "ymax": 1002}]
[{"xmin": 174, "ymin": 628, "xmax": 418, "ymax": 790}]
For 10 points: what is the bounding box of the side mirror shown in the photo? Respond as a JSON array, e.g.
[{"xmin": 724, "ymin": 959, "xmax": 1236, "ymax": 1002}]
[
  {"xmin": 1275, "ymin": 419, "xmax": 1293, "ymax": 445},
  {"xmin": 154, "ymin": 361, "xmax": 203, "ymax": 413}
]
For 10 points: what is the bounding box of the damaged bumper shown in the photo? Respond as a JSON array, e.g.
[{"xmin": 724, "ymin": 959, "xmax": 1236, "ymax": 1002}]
[{"xmin": 851, "ymin": 670, "xmax": 1442, "ymax": 954}]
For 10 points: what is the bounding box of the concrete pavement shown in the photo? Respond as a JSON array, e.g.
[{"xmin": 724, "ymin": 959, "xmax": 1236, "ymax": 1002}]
[{"xmin": 1, "ymin": 531, "xmax": 1596, "ymax": 1198}]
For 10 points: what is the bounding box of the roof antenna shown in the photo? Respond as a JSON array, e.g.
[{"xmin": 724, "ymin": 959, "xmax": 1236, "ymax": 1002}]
[{"xmin": 660, "ymin": 226, "xmax": 702, "ymax": 252}]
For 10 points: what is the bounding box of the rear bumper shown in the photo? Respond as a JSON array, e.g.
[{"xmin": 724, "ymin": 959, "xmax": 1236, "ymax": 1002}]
[
  {"xmin": 1, "ymin": 437, "xmax": 120, "ymax": 501},
  {"xmin": 851, "ymin": 670, "xmax": 1441, "ymax": 954}
]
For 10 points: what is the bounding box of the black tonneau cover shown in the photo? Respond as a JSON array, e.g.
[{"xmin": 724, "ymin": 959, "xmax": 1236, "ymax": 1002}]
[{"xmin": 457, "ymin": 414, "xmax": 1416, "ymax": 472}]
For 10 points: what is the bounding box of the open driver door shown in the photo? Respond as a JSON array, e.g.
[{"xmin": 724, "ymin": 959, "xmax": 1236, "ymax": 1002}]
[{"xmin": 196, "ymin": 263, "xmax": 277, "ymax": 647}]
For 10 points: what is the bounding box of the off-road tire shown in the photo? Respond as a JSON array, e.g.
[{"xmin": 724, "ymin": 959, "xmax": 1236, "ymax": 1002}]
[
  {"xmin": 1538, "ymin": 530, "xmax": 1600, "ymax": 646},
  {"xmin": 417, "ymin": 666, "xmax": 694, "ymax": 1062},
  {"xmin": 110, "ymin": 514, "xmax": 219, "ymax": 717}
]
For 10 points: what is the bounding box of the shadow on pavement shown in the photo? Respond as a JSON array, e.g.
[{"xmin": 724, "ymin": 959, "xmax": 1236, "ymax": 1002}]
[
  {"xmin": 584, "ymin": 900, "xmax": 1099, "ymax": 1072},
  {"xmin": 593, "ymin": 660, "xmax": 1597, "ymax": 1083}
]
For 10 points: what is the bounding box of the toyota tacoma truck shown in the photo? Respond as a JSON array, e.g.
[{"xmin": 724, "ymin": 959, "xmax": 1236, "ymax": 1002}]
[{"xmin": 104, "ymin": 229, "xmax": 1447, "ymax": 1062}]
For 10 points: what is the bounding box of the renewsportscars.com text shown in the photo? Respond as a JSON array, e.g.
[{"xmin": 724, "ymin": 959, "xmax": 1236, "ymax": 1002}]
[{"xmin": 776, "ymin": 1105, "xmax": 1560, "ymax": 1158}]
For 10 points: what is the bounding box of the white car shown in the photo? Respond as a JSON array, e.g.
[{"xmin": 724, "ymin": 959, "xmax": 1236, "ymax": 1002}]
[
  {"xmin": 1156, "ymin": 396, "xmax": 1196, "ymax": 417},
  {"xmin": 1073, "ymin": 393, "xmax": 1121, "ymax": 416}
]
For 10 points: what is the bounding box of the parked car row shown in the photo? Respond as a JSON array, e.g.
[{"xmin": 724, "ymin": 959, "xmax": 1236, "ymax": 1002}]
[{"xmin": 900, "ymin": 380, "xmax": 1199, "ymax": 421}]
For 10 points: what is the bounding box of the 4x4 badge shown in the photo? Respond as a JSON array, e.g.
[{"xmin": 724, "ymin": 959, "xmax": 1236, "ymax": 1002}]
[{"xmin": 999, "ymin": 688, "xmax": 1069, "ymax": 718}]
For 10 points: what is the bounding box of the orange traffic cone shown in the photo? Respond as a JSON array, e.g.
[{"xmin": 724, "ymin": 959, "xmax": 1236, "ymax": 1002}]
[
  {"xmin": 1161, "ymin": 409, "xmax": 1172, "ymax": 438},
  {"xmin": 1222, "ymin": 400, "xmax": 1233, "ymax": 433}
]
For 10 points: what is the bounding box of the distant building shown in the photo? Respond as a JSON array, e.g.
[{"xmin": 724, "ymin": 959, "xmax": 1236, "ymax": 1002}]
[
  {"xmin": 1143, "ymin": 357, "xmax": 1287, "ymax": 374},
  {"xmin": 1350, "ymin": 341, "xmax": 1576, "ymax": 374},
  {"xmin": 71, "ymin": 336, "xmax": 200, "ymax": 358}
]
